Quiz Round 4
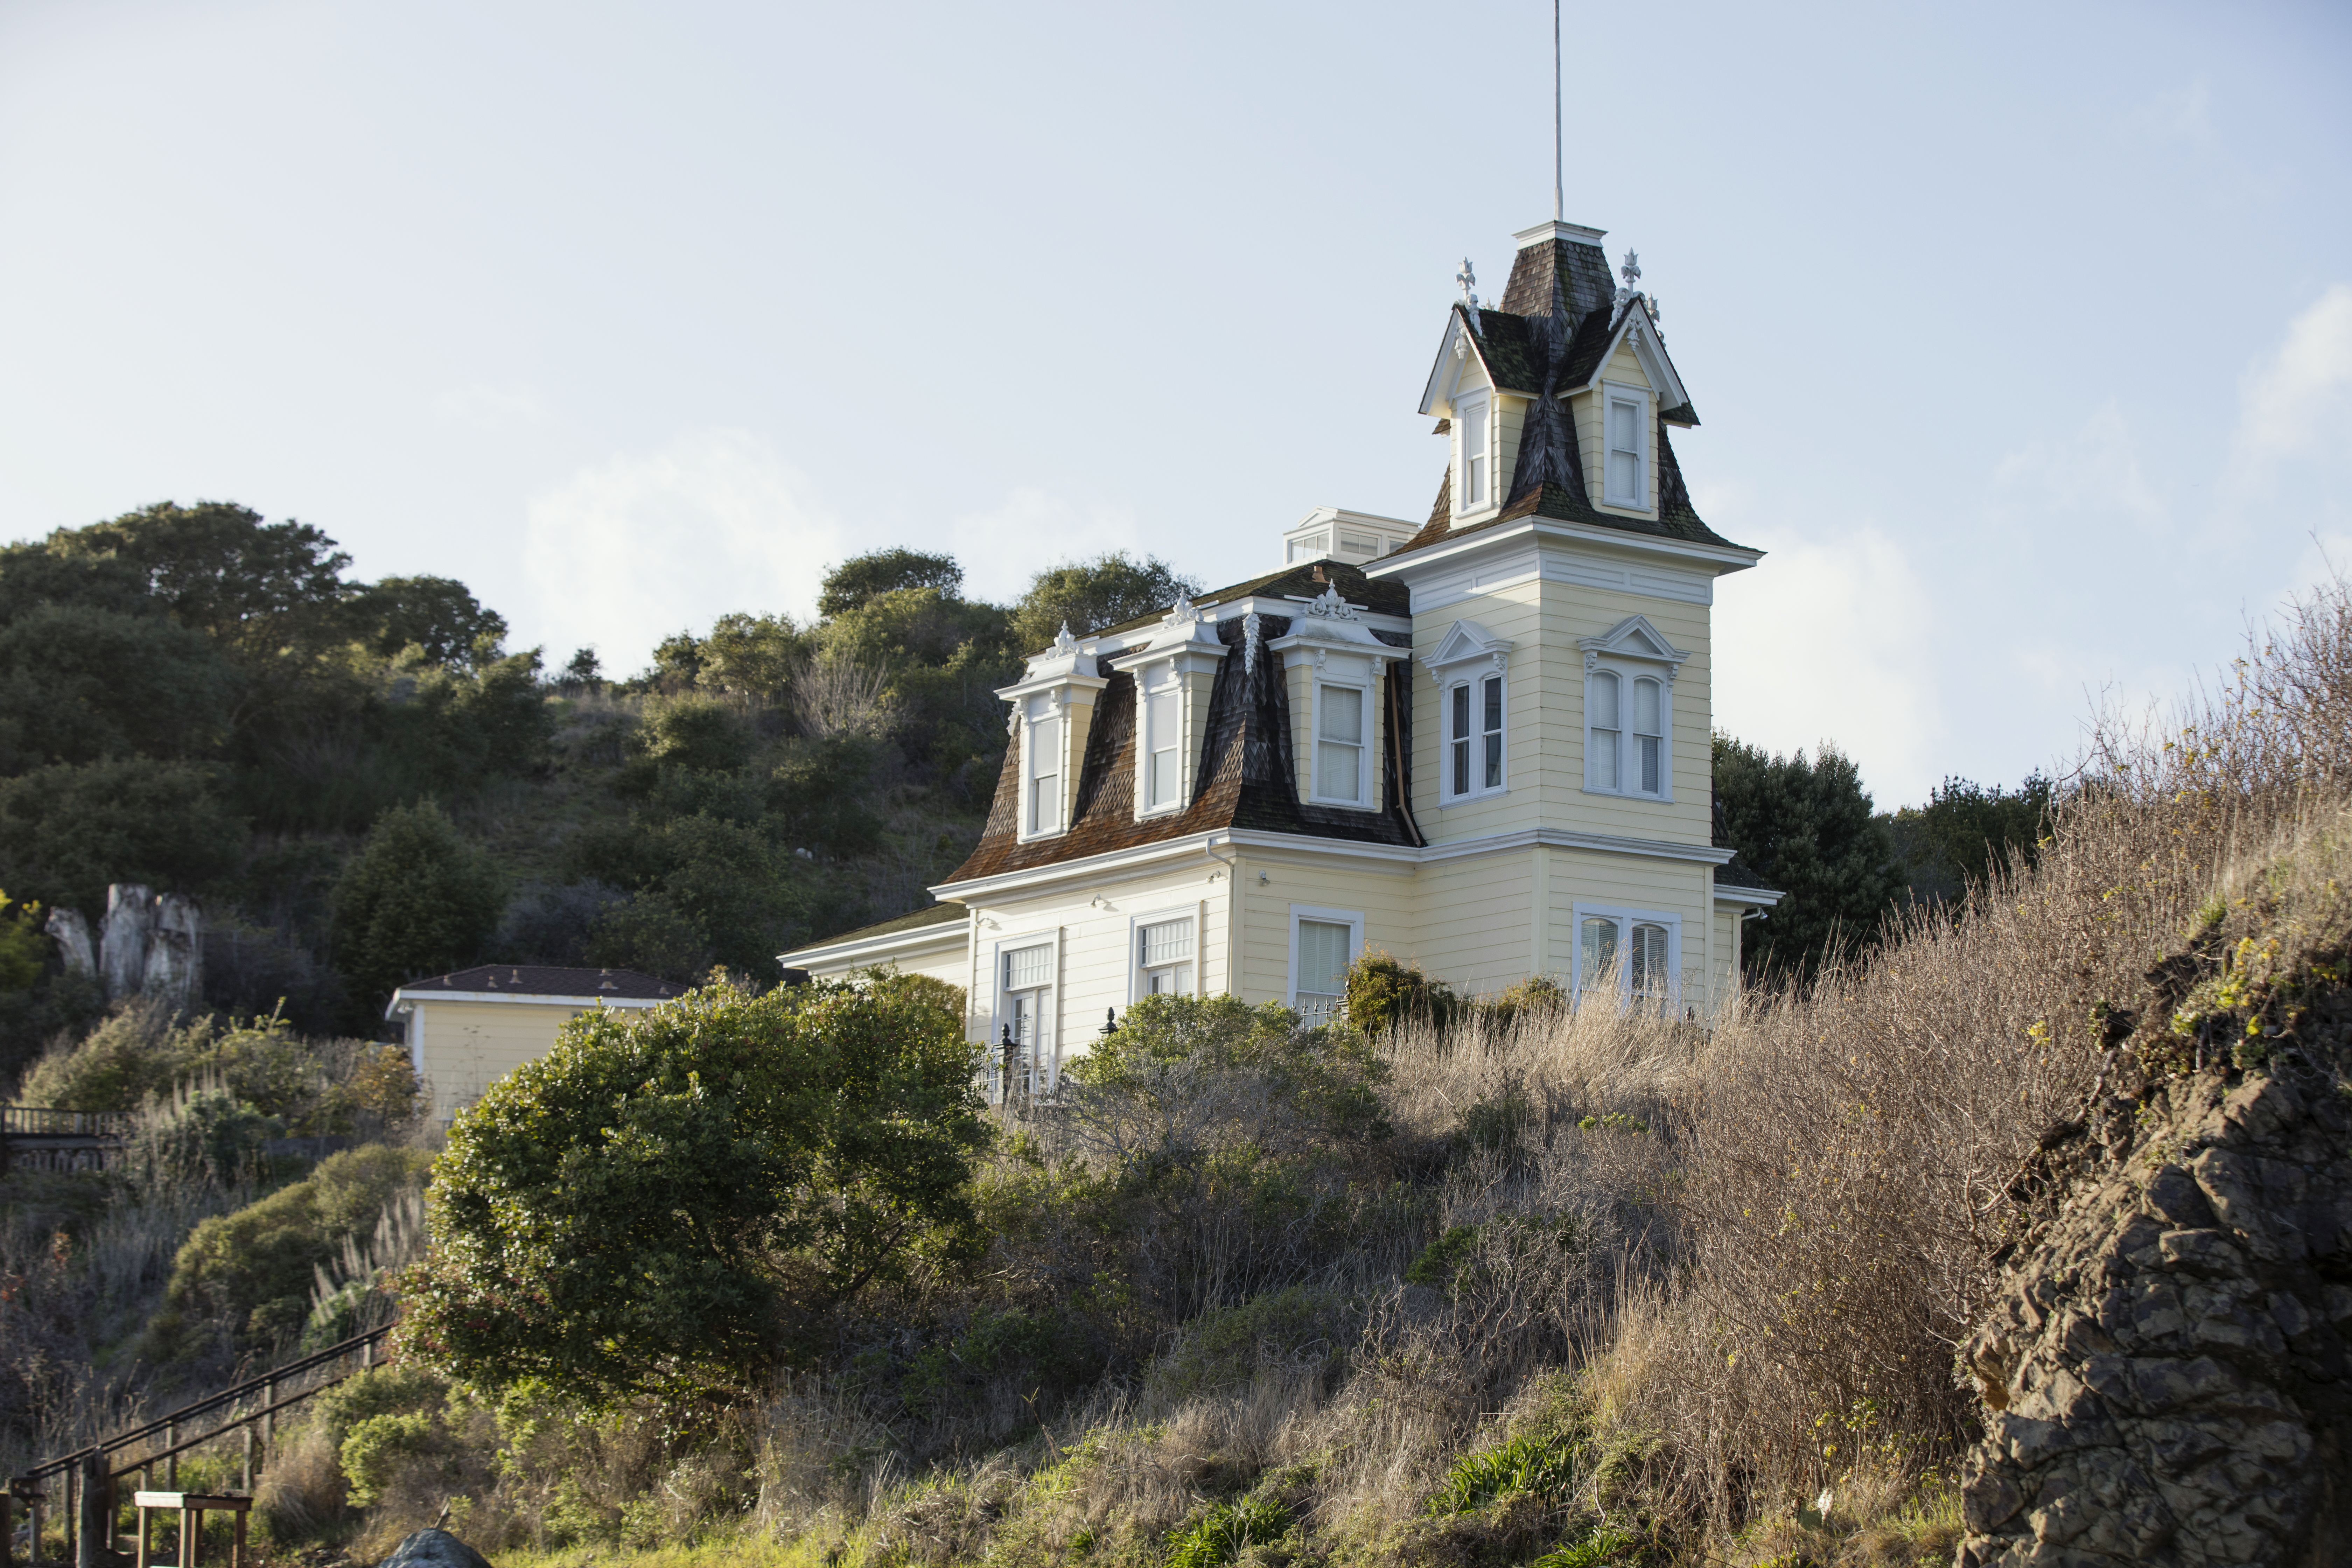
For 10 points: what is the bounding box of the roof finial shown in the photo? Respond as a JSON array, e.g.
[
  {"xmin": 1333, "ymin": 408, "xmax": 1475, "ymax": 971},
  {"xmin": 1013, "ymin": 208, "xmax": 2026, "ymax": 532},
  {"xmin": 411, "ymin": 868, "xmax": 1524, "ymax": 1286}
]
[
  {"xmin": 1053, "ymin": 621, "xmax": 1077, "ymax": 654},
  {"xmin": 1615, "ymin": 250, "xmax": 1642, "ymax": 309},
  {"xmin": 1455, "ymin": 258, "xmax": 1478, "ymax": 315}
]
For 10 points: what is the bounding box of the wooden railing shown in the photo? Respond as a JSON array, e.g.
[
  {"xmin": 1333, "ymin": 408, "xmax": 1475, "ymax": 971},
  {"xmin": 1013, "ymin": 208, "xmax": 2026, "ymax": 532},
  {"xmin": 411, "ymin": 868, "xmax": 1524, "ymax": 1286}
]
[
  {"xmin": 0, "ymin": 1106, "xmax": 133, "ymax": 1139},
  {"xmin": 4, "ymin": 1326, "xmax": 392, "ymax": 1567}
]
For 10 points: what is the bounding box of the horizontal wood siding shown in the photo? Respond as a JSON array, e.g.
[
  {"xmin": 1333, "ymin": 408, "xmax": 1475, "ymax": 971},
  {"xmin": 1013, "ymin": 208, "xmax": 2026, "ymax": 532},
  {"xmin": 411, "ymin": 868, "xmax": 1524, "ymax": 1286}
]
[
  {"xmin": 419, "ymin": 999, "xmax": 587, "ymax": 1124},
  {"xmin": 1533, "ymin": 580, "xmax": 1712, "ymax": 846},
  {"xmin": 1230, "ymin": 856, "xmax": 1415, "ymax": 1007},
  {"xmin": 1412, "ymin": 856, "xmax": 1536, "ymax": 995}
]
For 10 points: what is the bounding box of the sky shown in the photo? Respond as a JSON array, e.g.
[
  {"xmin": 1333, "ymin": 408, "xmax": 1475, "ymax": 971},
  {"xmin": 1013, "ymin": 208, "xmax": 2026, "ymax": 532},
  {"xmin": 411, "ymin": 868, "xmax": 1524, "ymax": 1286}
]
[{"xmin": 1, "ymin": 0, "xmax": 2347, "ymax": 808}]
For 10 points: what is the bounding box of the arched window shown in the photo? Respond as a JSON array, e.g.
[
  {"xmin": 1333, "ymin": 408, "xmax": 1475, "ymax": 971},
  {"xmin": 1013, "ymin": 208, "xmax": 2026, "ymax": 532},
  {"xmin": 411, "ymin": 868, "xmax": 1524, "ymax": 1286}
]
[
  {"xmin": 1575, "ymin": 906, "xmax": 1679, "ymax": 1008},
  {"xmin": 1631, "ymin": 677, "xmax": 1663, "ymax": 796},
  {"xmin": 1588, "ymin": 670, "xmax": 1621, "ymax": 791},
  {"xmin": 1444, "ymin": 671, "xmax": 1507, "ymax": 800}
]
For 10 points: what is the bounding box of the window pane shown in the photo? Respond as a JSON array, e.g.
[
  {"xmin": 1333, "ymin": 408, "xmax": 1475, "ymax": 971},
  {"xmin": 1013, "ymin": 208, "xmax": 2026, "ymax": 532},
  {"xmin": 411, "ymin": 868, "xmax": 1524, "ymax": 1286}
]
[
  {"xmin": 1609, "ymin": 451, "xmax": 1638, "ymax": 501},
  {"xmin": 1317, "ymin": 741, "xmax": 1362, "ymax": 801},
  {"xmin": 1319, "ymin": 685, "xmax": 1363, "ymax": 744},
  {"xmin": 1631, "ymin": 678, "xmax": 1659, "ymax": 735},
  {"xmin": 1028, "ymin": 718, "xmax": 1058, "ymax": 779},
  {"xmin": 1581, "ymin": 917, "xmax": 1618, "ymax": 986},
  {"xmin": 1451, "ymin": 737, "xmax": 1468, "ymax": 797},
  {"xmin": 1609, "ymin": 400, "xmax": 1636, "ymax": 451},
  {"xmin": 1640, "ymin": 734, "xmax": 1661, "ymax": 794},
  {"xmin": 1140, "ymin": 919, "xmax": 1193, "ymax": 964},
  {"xmin": 1030, "ymin": 774, "xmax": 1058, "ymax": 832},
  {"xmin": 1150, "ymin": 747, "xmax": 1180, "ymax": 806},
  {"xmin": 1004, "ymin": 945, "xmax": 1052, "ymax": 989},
  {"xmin": 1485, "ymin": 731, "xmax": 1503, "ymax": 790},
  {"xmin": 1591, "ymin": 672, "xmax": 1619, "ymax": 729},
  {"xmin": 1482, "ymin": 676, "xmax": 1502, "ymax": 733},
  {"xmin": 1632, "ymin": 924, "xmax": 1668, "ymax": 996},
  {"xmin": 1148, "ymin": 687, "xmax": 1178, "ymax": 741},
  {"xmin": 1592, "ymin": 729, "xmax": 1618, "ymax": 790},
  {"xmin": 1296, "ymin": 919, "xmax": 1352, "ymax": 999},
  {"xmin": 1450, "ymin": 683, "xmax": 1469, "ymax": 741}
]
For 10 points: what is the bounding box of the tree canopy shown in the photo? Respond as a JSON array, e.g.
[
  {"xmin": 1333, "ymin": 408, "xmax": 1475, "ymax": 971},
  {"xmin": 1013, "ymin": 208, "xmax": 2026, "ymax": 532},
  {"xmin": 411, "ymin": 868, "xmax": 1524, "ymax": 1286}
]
[
  {"xmin": 1711, "ymin": 734, "xmax": 1902, "ymax": 981},
  {"xmin": 1009, "ymin": 553, "xmax": 1202, "ymax": 653},
  {"xmin": 400, "ymin": 974, "xmax": 990, "ymax": 1404}
]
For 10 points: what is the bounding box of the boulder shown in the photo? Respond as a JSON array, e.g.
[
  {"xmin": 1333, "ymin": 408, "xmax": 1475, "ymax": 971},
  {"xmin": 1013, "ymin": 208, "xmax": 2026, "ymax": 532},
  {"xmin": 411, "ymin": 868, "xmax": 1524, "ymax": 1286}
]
[{"xmin": 376, "ymin": 1528, "xmax": 492, "ymax": 1568}]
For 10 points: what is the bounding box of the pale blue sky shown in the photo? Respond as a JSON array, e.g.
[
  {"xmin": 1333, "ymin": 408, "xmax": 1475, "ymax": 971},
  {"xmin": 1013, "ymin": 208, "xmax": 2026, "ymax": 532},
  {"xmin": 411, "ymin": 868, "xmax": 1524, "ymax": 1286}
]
[{"xmin": 2, "ymin": 0, "xmax": 2347, "ymax": 807}]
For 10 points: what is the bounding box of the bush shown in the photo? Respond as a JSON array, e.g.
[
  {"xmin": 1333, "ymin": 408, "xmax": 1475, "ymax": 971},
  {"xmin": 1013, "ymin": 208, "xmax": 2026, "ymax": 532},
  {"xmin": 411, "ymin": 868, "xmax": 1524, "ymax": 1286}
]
[
  {"xmin": 1165, "ymin": 1497, "xmax": 1293, "ymax": 1568},
  {"xmin": 401, "ymin": 972, "xmax": 991, "ymax": 1404},
  {"xmin": 152, "ymin": 1144, "xmax": 434, "ymax": 1359}
]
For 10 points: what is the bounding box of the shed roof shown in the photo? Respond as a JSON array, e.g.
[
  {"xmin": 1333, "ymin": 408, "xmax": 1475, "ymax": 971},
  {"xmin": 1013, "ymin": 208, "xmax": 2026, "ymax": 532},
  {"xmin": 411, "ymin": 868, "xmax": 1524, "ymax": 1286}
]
[{"xmin": 395, "ymin": 965, "xmax": 686, "ymax": 1001}]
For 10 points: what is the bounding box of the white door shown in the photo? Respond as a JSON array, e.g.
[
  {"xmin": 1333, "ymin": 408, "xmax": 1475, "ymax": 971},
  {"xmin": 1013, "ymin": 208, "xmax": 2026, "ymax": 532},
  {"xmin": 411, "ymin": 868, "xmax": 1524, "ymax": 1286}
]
[{"xmin": 999, "ymin": 943, "xmax": 1054, "ymax": 1098}]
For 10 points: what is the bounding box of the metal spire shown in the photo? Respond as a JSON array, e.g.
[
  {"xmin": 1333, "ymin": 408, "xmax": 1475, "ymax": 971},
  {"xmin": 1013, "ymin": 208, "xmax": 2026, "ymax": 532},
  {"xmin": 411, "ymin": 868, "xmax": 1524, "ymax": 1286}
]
[{"xmin": 1553, "ymin": 0, "xmax": 1563, "ymax": 222}]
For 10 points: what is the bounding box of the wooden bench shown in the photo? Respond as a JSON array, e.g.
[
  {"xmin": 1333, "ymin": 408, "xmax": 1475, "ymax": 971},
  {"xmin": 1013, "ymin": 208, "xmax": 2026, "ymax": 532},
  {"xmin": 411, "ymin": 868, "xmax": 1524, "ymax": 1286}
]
[{"xmin": 131, "ymin": 1491, "xmax": 250, "ymax": 1568}]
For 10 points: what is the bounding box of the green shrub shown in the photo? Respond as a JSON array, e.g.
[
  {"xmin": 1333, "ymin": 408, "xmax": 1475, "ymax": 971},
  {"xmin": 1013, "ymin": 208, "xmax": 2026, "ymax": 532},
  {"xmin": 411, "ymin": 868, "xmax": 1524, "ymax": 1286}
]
[
  {"xmin": 340, "ymin": 1412, "xmax": 438, "ymax": 1507},
  {"xmin": 154, "ymin": 1144, "xmax": 433, "ymax": 1357},
  {"xmin": 1426, "ymin": 1432, "xmax": 1579, "ymax": 1516},
  {"xmin": 1404, "ymin": 1225, "xmax": 1480, "ymax": 1296},
  {"xmin": 1343, "ymin": 950, "xmax": 1462, "ymax": 1037},
  {"xmin": 1165, "ymin": 1497, "xmax": 1292, "ymax": 1568},
  {"xmin": 1530, "ymin": 1522, "xmax": 1642, "ymax": 1567},
  {"xmin": 1149, "ymin": 1286, "xmax": 1348, "ymax": 1399}
]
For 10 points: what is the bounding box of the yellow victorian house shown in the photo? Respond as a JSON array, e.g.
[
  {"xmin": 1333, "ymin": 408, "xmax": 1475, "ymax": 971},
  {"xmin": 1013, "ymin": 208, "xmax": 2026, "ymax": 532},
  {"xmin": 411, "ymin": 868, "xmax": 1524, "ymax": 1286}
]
[{"xmin": 782, "ymin": 215, "xmax": 1782, "ymax": 1095}]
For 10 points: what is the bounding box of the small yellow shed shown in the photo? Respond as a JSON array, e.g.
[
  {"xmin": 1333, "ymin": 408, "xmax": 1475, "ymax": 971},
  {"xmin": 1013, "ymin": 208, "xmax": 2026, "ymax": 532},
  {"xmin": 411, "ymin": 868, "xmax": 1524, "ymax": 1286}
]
[{"xmin": 386, "ymin": 964, "xmax": 686, "ymax": 1127}]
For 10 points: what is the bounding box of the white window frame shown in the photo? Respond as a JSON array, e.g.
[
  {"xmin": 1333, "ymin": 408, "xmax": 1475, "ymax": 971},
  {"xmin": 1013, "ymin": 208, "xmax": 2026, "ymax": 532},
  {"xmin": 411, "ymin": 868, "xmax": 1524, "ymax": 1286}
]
[
  {"xmin": 1286, "ymin": 903, "xmax": 1364, "ymax": 1021},
  {"xmin": 1126, "ymin": 903, "xmax": 1204, "ymax": 1005},
  {"xmin": 1454, "ymin": 390, "xmax": 1493, "ymax": 516},
  {"xmin": 1136, "ymin": 661, "xmax": 1185, "ymax": 819},
  {"xmin": 1018, "ymin": 702, "xmax": 1066, "ymax": 842},
  {"xmin": 1569, "ymin": 903, "xmax": 1680, "ymax": 1008},
  {"xmin": 989, "ymin": 927, "xmax": 1062, "ymax": 1097},
  {"xmin": 1601, "ymin": 380, "xmax": 1651, "ymax": 511},
  {"xmin": 1307, "ymin": 677, "xmax": 1374, "ymax": 809},
  {"xmin": 1440, "ymin": 667, "xmax": 1509, "ymax": 804},
  {"xmin": 1583, "ymin": 662, "xmax": 1674, "ymax": 802}
]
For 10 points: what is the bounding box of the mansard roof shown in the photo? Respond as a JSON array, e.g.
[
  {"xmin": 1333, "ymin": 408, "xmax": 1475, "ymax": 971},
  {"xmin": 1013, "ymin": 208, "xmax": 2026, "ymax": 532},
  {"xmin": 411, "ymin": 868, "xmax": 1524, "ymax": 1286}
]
[{"xmin": 941, "ymin": 560, "xmax": 1421, "ymax": 888}]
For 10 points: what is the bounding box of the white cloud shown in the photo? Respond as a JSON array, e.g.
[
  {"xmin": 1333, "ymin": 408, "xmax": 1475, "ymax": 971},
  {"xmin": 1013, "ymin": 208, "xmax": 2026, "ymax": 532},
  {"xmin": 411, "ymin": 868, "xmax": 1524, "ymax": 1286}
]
[
  {"xmin": 520, "ymin": 429, "xmax": 840, "ymax": 672},
  {"xmin": 1993, "ymin": 401, "xmax": 2166, "ymax": 527},
  {"xmin": 948, "ymin": 485, "xmax": 1148, "ymax": 605},
  {"xmin": 2225, "ymin": 283, "xmax": 2352, "ymax": 499},
  {"xmin": 1712, "ymin": 525, "xmax": 1945, "ymax": 806}
]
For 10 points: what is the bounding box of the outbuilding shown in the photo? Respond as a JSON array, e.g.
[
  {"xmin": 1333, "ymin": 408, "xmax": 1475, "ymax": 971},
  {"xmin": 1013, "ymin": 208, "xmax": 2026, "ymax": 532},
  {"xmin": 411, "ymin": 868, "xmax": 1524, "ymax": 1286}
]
[{"xmin": 386, "ymin": 964, "xmax": 686, "ymax": 1126}]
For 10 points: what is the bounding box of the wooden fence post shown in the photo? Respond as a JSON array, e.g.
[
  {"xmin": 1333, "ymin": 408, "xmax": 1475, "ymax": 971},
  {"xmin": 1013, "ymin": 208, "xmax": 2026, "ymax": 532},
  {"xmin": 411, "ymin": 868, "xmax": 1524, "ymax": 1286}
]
[{"xmin": 75, "ymin": 1453, "xmax": 105, "ymax": 1568}]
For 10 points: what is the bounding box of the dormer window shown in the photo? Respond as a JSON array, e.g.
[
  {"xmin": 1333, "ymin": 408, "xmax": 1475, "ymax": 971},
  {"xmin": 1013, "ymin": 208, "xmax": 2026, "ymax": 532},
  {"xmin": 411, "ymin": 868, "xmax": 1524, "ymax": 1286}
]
[
  {"xmin": 1315, "ymin": 683, "xmax": 1365, "ymax": 803},
  {"xmin": 1027, "ymin": 712, "xmax": 1061, "ymax": 833},
  {"xmin": 1458, "ymin": 393, "xmax": 1490, "ymax": 509},
  {"xmin": 1142, "ymin": 668, "xmax": 1182, "ymax": 812},
  {"xmin": 1604, "ymin": 388, "xmax": 1646, "ymax": 507}
]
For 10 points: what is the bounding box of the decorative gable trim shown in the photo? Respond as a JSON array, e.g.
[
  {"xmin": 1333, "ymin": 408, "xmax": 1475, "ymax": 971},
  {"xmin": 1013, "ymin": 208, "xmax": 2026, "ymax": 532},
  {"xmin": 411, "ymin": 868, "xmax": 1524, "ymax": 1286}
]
[
  {"xmin": 1578, "ymin": 614, "xmax": 1690, "ymax": 680},
  {"xmin": 1572, "ymin": 303, "xmax": 1689, "ymax": 413},
  {"xmin": 1419, "ymin": 304, "xmax": 1507, "ymax": 416},
  {"xmin": 1421, "ymin": 617, "xmax": 1515, "ymax": 674}
]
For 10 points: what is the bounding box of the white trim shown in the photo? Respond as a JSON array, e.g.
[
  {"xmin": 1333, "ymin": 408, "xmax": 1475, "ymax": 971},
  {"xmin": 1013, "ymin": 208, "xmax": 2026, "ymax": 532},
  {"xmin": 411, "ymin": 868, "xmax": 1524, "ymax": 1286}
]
[
  {"xmin": 1125, "ymin": 903, "xmax": 1203, "ymax": 1005},
  {"xmin": 1514, "ymin": 219, "xmax": 1607, "ymax": 250},
  {"xmin": 930, "ymin": 823, "xmax": 1732, "ymax": 903},
  {"xmin": 1712, "ymin": 883, "xmax": 1784, "ymax": 908},
  {"xmin": 1286, "ymin": 903, "xmax": 1364, "ymax": 1016},
  {"xmin": 778, "ymin": 921, "xmax": 966, "ymax": 968},
  {"xmin": 1366, "ymin": 515, "xmax": 1762, "ymax": 585},
  {"xmin": 1569, "ymin": 901, "xmax": 1682, "ymax": 1006}
]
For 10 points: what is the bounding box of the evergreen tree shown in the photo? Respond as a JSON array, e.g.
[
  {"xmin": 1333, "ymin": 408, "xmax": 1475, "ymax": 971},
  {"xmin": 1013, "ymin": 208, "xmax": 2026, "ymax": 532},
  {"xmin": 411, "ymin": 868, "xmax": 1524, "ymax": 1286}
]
[
  {"xmin": 1712, "ymin": 735, "xmax": 1901, "ymax": 982},
  {"xmin": 330, "ymin": 801, "xmax": 505, "ymax": 1015}
]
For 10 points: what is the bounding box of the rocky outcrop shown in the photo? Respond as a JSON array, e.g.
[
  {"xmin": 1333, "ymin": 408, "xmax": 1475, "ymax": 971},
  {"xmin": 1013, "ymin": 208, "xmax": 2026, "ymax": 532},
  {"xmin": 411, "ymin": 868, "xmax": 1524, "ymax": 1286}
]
[{"xmin": 1955, "ymin": 961, "xmax": 2352, "ymax": 1565}]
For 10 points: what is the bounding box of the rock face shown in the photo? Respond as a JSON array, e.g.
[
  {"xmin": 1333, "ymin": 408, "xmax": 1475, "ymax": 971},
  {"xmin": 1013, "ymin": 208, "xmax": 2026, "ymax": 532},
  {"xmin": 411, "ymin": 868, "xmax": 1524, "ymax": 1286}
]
[
  {"xmin": 1956, "ymin": 1035, "xmax": 2352, "ymax": 1563},
  {"xmin": 376, "ymin": 1527, "xmax": 493, "ymax": 1568}
]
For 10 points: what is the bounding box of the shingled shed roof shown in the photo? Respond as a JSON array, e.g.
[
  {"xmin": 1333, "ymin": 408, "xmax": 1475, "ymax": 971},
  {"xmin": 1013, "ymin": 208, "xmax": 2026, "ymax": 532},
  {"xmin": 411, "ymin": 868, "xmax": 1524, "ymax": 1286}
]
[
  {"xmin": 938, "ymin": 593, "xmax": 1420, "ymax": 889},
  {"xmin": 398, "ymin": 965, "xmax": 686, "ymax": 1001}
]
